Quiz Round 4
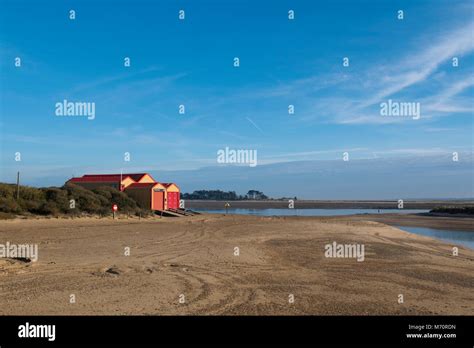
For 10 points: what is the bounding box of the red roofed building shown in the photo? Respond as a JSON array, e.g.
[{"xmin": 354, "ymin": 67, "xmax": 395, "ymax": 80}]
[
  {"xmin": 66, "ymin": 173, "xmax": 177, "ymax": 211},
  {"xmin": 68, "ymin": 173, "xmax": 156, "ymax": 191},
  {"xmin": 68, "ymin": 174, "xmax": 134, "ymax": 191},
  {"xmin": 162, "ymin": 183, "xmax": 180, "ymax": 210}
]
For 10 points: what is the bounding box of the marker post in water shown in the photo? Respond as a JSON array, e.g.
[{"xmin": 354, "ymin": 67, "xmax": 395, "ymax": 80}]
[
  {"xmin": 224, "ymin": 202, "xmax": 230, "ymax": 215},
  {"xmin": 112, "ymin": 204, "xmax": 118, "ymax": 219}
]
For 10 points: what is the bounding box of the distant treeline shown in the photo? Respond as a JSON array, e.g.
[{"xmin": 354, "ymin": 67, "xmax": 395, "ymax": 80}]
[
  {"xmin": 182, "ymin": 190, "xmax": 268, "ymax": 200},
  {"xmin": 182, "ymin": 189, "xmax": 296, "ymax": 201},
  {"xmin": 0, "ymin": 183, "xmax": 150, "ymax": 218},
  {"xmin": 430, "ymin": 206, "xmax": 474, "ymax": 215}
]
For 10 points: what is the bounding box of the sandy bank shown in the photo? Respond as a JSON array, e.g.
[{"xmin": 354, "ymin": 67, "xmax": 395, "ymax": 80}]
[{"xmin": 0, "ymin": 214, "xmax": 472, "ymax": 315}]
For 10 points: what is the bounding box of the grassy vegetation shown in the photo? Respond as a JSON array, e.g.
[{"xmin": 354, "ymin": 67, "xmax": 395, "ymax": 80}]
[
  {"xmin": 430, "ymin": 206, "xmax": 474, "ymax": 215},
  {"xmin": 0, "ymin": 183, "xmax": 151, "ymax": 218}
]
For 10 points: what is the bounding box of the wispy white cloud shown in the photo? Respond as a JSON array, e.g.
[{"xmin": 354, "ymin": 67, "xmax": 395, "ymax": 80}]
[
  {"xmin": 241, "ymin": 21, "xmax": 474, "ymax": 126},
  {"xmin": 359, "ymin": 23, "xmax": 474, "ymax": 109},
  {"xmin": 422, "ymin": 75, "xmax": 474, "ymax": 116}
]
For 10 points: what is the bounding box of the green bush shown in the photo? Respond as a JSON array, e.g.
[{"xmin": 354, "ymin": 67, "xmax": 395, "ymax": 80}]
[
  {"xmin": 20, "ymin": 198, "xmax": 45, "ymax": 214},
  {"xmin": 19, "ymin": 185, "xmax": 45, "ymax": 202},
  {"xmin": 43, "ymin": 188, "xmax": 69, "ymax": 213},
  {"xmin": 64, "ymin": 183, "xmax": 104, "ymax": 213},
  {"xmin": 93, "ymin": 186, "xmax": 138, "ymax": 212},
  {"xmin": 0, "ymin": 182, "xmax": 147, "ymax": 217},
  {"xmin": 0, "ymin": 196, "xmax": 23, "ymax": 213},
  {"xmin": 0, "ymin": 183, "xmax": 16, "ymax": 199},
  {"xmin": 36, "ymin": 201, "xmax": 61, "ymax": 216}
]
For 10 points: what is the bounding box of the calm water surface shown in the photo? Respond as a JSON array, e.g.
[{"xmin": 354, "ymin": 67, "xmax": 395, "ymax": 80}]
[
  {"xmin": 195, "ymin": 208, "xmax": 428, "ymax": 216},
  {"xmin": 195, "ymin": 208, "xmax": 473, "ymax": 249}
]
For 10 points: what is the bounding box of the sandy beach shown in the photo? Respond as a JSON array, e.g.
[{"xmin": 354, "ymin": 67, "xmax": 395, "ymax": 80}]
[{"xmin": 0, "ymin": 214, "xmax": 472, "ymax": 315}]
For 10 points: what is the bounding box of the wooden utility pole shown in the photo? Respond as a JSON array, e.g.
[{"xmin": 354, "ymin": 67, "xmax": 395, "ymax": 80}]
[{"xmin": 16, "ymin": 172, "xmax": 20, "ymax": 200}]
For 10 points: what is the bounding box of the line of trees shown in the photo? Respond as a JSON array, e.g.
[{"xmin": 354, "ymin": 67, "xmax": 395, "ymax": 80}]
[
  {"xmin": 430, "ymin": 206, "xmax": 474, "ymax": 215},
  {"xmin": 182, "ymin": 189, "xmax": 269, "ymax": 200}
]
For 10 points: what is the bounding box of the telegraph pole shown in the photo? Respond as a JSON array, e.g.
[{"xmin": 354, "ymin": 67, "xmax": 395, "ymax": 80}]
[{"xmin": 16, "ymin": 171, "xmax": 20, "ymax": 200}]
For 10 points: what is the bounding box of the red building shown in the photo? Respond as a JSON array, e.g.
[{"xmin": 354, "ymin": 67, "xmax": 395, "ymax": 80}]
[
  {"xmin": 66, "ymin": 173, "xmax": 179, "ymax": 211},
  {"xmin": 162, "ymin": 183, "xmax": 180, "ymax": 210}
]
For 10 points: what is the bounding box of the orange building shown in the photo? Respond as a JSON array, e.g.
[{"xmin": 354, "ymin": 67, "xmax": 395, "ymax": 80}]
[
  {"xmin": 124, "ymin": 182, "xmax": 166, "ymax": 210},
  {"xmin": 66, "ymin": 173, "xmax": 178, "ymax": 212}
]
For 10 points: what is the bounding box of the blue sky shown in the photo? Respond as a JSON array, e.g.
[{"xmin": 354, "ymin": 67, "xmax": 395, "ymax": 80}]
[{"xmin": 0, "ymin": 0, "xmax": 473, "ymax": 198}]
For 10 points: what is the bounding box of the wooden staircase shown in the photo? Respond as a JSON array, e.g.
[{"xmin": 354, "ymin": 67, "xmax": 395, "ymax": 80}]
[{"xmin": 154, "ymin": 209, "xmax": 200, "ymax": 217}]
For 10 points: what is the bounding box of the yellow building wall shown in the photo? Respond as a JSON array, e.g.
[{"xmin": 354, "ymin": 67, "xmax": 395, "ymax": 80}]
[
  {"xmin": 121, "ymin": 177, "xmax": 136, "ymax": 189},
  {"xmin": 154, "ymin": 183, "xmax": 166, "ymax": 191},
  {"xmin": 165, "ymin": 184, "xmax": 179, "ymax": 192},
  {"xmin": 137, "ymin": 174, "xmax": 155, "ymax": 183}
]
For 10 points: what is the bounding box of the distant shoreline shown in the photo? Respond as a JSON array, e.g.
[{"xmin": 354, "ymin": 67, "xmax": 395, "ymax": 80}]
[
  {"xmin": 2, "ymin": 211, "xmax": 472, "ymax": 231},
  {"xmin": 185, "ymin": 199, "xmax": 474, "ymax": 210}
]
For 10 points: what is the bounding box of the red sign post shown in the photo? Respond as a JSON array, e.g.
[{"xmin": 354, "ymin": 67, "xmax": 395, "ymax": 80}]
[{"xmin": 112, "ymin": 204, "xmax": 118, "ymax": 219}]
